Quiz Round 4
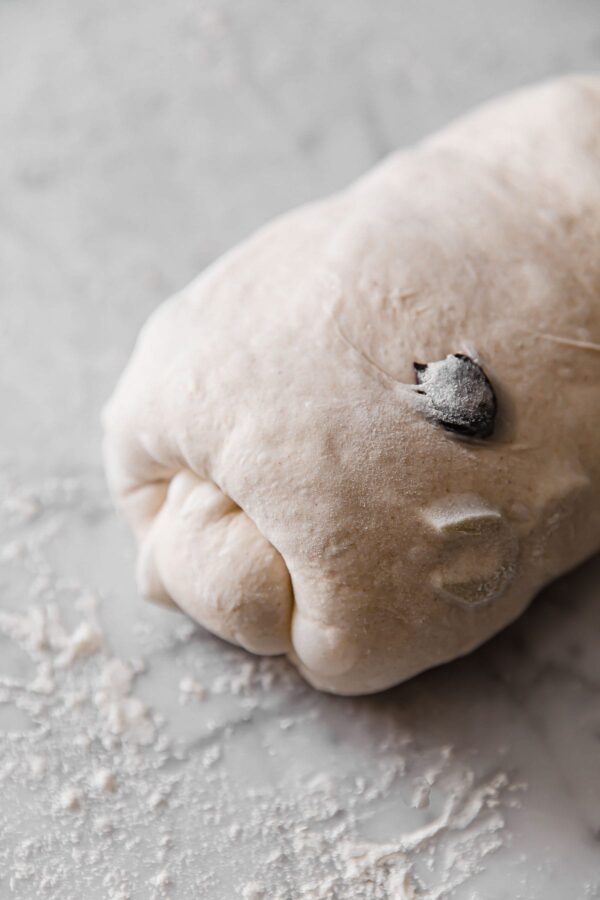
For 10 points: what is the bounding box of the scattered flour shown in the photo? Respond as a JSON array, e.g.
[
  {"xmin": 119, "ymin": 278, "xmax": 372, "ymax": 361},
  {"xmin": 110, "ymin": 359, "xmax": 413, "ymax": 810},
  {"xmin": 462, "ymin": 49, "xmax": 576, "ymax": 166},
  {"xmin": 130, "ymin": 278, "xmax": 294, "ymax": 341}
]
[
  {"xmin": 90, "ymin": 767, "xmax": 118, "ymax": 793},
  {"xmin": 0, "ymin": 471, "xmax": 521, "ymax": 898},
  {"xmin": 178, "ymin": 675, "xmax": 207, "ymax": 703}
]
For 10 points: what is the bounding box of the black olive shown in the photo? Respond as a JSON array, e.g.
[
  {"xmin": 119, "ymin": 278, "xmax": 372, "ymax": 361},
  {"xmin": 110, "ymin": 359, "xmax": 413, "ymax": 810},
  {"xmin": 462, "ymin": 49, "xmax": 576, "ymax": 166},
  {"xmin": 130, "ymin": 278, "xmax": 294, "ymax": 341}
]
[{"xmin": 413, "ymin": 353, "xmax": 497, "ymax": 439}]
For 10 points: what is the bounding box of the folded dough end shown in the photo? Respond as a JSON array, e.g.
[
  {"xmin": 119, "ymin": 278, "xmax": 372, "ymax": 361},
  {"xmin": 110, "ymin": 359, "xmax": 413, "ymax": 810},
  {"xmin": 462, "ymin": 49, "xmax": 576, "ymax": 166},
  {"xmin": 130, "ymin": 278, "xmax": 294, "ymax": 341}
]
[{"xmin": 130, "ymin": 470, "xmax": 294, "ymax": 655}]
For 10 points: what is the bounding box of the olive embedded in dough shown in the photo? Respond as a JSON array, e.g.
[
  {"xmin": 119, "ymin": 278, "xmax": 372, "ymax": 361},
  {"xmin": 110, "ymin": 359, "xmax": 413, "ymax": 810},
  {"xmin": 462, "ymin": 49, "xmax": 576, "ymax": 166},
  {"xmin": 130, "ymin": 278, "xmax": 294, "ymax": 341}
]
[{"xmin": 413, "ymin": 354, "xmax": 497, "ymax": 439}]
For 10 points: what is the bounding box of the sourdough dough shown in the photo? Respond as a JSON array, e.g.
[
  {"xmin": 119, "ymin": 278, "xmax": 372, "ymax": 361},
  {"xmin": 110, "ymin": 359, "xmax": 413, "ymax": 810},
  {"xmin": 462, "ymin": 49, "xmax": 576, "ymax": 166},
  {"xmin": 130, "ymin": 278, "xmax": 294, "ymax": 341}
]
[{"xmin": 103, "ymin": 76, "xmax": 600, "ymax": 694}]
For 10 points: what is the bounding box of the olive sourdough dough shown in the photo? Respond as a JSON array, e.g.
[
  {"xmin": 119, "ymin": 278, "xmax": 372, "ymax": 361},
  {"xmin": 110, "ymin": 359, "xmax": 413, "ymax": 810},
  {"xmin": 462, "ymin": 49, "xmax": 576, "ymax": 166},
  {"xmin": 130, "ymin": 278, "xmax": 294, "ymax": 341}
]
[{"xmin": 104, "ymin": 76, "xmax": 600, "ymax": 694}]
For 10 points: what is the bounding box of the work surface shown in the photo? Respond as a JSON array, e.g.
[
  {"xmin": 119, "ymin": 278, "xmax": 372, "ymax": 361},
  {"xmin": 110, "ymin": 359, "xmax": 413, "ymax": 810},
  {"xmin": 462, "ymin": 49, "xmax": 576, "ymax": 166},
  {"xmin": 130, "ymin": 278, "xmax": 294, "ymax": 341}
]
[{"xmin": 1, "ymin": 0, "xmax": 600, "ymax": 897}]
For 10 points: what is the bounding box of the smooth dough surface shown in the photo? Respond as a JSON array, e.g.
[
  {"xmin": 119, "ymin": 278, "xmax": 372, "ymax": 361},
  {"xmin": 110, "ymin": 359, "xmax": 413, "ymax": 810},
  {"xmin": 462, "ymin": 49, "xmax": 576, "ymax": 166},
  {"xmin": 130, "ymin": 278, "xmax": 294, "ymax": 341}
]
[{"xmin": 103, "ymin": 76, "xmax": 600, "ymax": 694}]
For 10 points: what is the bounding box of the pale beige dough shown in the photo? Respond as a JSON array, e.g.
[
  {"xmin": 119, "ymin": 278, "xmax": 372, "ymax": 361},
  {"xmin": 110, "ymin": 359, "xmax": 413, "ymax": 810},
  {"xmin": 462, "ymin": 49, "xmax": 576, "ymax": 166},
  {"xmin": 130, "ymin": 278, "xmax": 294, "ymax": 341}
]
[{"xmin": 103, "ymin": 76, "xmax": 600, "ymax": 694}]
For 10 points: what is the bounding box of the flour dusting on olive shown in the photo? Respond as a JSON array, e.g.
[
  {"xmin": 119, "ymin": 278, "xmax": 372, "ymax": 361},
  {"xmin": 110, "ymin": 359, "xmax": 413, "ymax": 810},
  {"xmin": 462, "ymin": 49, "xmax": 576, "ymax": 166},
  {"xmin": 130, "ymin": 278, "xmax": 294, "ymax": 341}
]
[{"xmin": 414, "ymin": 353, "xmax": 497, "ymax": 438}]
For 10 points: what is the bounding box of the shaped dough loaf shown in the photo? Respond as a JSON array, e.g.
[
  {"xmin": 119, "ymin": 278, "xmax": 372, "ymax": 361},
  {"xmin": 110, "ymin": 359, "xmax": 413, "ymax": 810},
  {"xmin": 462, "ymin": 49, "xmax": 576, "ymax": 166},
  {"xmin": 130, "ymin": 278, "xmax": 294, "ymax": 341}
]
[{"xmin": 103, "ymin": 76, "xmax": 600, "ymax": 694}]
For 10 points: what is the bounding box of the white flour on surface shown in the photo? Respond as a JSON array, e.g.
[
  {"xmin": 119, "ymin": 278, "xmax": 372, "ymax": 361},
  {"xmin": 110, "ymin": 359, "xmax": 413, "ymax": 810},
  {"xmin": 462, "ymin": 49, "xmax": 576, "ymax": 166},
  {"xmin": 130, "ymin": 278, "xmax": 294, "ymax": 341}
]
[{"xmin": 0, "ymin": 471, "xmax": 521, "ymax": 899}]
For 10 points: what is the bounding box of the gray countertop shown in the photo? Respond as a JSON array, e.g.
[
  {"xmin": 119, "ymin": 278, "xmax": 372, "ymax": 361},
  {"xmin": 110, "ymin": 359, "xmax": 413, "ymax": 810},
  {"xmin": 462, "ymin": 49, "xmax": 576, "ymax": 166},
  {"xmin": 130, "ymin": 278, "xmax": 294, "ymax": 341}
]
[{"xmin": 1, "ymin": 1, "xmax": 600, "ymax": 897}]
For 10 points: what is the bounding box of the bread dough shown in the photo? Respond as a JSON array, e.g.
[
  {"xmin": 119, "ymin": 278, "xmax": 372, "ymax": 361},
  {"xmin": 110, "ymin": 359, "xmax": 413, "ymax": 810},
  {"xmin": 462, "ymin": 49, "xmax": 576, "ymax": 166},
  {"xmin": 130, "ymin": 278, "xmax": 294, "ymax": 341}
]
[{"xmin": 103, "ymin": 76, "xmax": 600, "ymax": 694}]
